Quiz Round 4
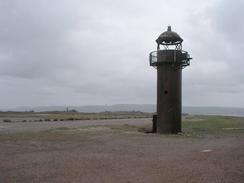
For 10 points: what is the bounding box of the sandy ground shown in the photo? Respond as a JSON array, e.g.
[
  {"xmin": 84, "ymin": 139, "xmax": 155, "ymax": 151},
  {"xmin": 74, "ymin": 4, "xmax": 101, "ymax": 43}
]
[{"xmin": 0, "ymin": 119, "xmax": 243, "ymax": 183}]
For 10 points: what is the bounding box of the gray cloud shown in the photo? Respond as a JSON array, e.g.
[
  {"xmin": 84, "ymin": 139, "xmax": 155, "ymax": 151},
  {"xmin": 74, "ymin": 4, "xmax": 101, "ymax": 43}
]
[{"xmin": 0, "ymin": 0, "xmax": 243, "ymax": 108}]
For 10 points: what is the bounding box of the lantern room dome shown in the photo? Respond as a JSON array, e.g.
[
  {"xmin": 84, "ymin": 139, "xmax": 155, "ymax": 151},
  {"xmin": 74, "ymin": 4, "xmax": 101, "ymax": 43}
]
[{"xmin": 156, "ymin": 26, "xmax": 183, "ymax": 45}]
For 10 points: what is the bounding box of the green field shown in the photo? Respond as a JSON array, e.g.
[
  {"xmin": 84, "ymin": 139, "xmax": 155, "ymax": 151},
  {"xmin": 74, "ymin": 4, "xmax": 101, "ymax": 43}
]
[{"xmin": 183, "ymin": 115, "xmax": 244, "ymax": 136}]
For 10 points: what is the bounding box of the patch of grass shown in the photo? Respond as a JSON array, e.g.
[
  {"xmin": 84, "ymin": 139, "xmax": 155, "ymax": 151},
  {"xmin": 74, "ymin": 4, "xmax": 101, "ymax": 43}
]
[
  {"xmin": 183, "ymin": 115, "xmax": 244, "ymax": 136},
  {"xmin": 0, "ymin": 130, "xmax": 66, "ymax": 141},
  {"xmin": 54, "ymin": 127, "xmax": 70, "ymax": 130},
  {"xmin": 110, "ymin": 124, "xmax": 139, "ymax": 132}
]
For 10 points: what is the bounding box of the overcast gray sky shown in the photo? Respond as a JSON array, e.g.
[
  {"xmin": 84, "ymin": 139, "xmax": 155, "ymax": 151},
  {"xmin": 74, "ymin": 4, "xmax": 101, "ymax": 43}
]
[{"xmin": 0, "ymin": 0, "xmax": 243, "ymax": 108}]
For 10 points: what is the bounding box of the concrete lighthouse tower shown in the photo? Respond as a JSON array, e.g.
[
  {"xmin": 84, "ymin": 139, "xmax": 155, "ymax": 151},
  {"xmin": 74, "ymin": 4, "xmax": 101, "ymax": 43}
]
[{"xmin": 149, "ymin": 26, "xmax": 191, "ymax": 134}]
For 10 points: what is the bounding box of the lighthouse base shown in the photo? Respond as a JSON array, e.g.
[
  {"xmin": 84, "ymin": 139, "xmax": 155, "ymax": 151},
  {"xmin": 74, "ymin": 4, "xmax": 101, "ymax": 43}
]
[{"xmin": 156, "ymin": 51, "xmax": 182, "ymax": 134}]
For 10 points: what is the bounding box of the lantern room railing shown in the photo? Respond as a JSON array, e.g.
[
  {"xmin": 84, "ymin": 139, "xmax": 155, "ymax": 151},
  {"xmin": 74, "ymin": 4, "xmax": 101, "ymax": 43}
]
[{"xmin": 149, "ymin": 50, "xmax": 191, "ymax": 69}]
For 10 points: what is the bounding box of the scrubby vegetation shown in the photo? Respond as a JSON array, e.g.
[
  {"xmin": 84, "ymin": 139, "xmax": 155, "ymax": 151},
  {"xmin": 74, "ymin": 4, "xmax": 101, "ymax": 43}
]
[{"xmin": 0, "ymin": 111, "xmax": 153, "ymax": 123}]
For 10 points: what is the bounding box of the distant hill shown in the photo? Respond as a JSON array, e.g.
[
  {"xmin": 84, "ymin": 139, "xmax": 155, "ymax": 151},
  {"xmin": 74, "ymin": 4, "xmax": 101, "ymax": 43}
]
[{"xmin": 2, "ymin": 105, "xmax": 244, "ymax": 117}]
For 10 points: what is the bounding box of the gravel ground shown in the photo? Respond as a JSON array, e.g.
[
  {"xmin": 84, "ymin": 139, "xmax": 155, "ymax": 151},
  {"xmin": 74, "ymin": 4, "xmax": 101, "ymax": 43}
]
[{"xmin": 0, "ymin": 119, "xmax": 243, "ymax": 183}]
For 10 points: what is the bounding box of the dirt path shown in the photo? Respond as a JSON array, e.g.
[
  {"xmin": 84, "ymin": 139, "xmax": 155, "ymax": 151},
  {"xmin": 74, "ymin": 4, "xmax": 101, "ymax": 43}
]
[{"xmin": 0, "ymin": 119, "xmax": 243, "ymax": 183}]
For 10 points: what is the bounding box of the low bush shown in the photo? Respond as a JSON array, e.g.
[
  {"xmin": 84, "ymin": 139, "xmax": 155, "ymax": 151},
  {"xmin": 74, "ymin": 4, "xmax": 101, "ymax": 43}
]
[{"xmin": 67, "ymin": 117, "xmax": 74, "ymax": 121}]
